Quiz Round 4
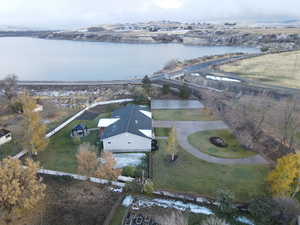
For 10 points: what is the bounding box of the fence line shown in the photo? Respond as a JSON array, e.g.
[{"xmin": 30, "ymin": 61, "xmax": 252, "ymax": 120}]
[
  {"xmin": 12, "ymin": 150, "xmax": 28, "ymax": 159},
  {"xmin": 39, "ymin": 168, "xmax": 126, "ymax": 187}
]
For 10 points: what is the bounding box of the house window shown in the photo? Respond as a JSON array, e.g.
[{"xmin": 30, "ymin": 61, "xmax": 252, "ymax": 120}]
[
  {"xmin": 108, "ymin": 142, "xmax": 111, "ymax": 144},
  {"xmin": 128, "ymin": 141, "xmax": 131, "ymax": 144}
]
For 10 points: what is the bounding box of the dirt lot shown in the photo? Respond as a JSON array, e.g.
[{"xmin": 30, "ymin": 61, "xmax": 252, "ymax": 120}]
[{"xmin": 2, "ymin": 175, "xmax": 121, "ymax": 225}]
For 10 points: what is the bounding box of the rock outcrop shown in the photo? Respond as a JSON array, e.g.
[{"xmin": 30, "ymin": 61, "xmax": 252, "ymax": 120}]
[
  {"xmin": 183, "ymin": 30, "xmax": 300, "ymax": 51},
  {"xmin": 36, "ymin": 22, "xmax": 300, "ymax": 51}
]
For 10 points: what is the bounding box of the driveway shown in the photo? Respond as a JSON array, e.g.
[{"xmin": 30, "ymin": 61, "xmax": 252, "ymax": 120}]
[
  {"xmin": 151, "ymin": 99, "xmax": 204, "ymax": 110},
  {"xmin": 153, "ymin": 120, "xmax": 268, "ymax": 165}
]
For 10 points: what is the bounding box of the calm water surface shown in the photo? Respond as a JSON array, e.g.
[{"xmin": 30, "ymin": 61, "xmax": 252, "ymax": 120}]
[{"xmin": 0, "ymin": 37, "xmax": 260, "ymax": 81}]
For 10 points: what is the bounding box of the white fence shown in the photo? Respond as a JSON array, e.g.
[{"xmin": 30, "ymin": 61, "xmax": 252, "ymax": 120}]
[
  {"xmin": 12, "ymin": 150, "xmax": 28, "ymax": 159},
  {"xmin": 39, "ymin": 168, "xmax": 126, "ymax": 187}
]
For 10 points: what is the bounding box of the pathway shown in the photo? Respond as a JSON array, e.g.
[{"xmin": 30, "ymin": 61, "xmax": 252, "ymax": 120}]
[{"xmin": 153, "ymin": 120, "xmax": 268, "ymax": 165}]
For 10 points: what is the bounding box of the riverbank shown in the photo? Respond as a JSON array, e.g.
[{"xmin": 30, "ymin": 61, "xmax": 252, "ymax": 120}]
[{"xmin": 37, "ymin": 23, "xmax": 300, "ymax": 52}]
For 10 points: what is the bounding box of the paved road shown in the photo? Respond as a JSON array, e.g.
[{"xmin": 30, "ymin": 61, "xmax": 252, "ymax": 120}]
[
  {"xmin": 151, "ymin": 54, "xmax": 261, "ymax": 81},
  {"xmin": 153, "ymin": 120, "xmax": 268, "ymax": 165}
]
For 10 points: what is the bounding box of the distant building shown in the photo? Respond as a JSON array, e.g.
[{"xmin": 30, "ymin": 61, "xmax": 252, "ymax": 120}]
[
  {"xmin": 98, "ymin": 104, "xmax": 152, "ymax": 153},
  {"xmin": 0, "ymin": 129, "xmax": 12, "ymax": 146}
]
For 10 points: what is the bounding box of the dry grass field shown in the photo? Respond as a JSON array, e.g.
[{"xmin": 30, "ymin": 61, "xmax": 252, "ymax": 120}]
[{"xmin": 221, "ymin": 51, "xmax": 300, "ymax": 89}]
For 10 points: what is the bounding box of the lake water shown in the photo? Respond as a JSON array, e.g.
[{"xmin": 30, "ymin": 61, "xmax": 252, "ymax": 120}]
[{"xmin": 0, "ymin": 37, "xmax": 260, "ymax": 81}]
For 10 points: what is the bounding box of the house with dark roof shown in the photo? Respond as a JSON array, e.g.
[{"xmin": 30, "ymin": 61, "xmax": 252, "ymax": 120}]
[
  {"xmin": 0, "ymin": 129, "xmax": 12, "ymax": 146},
  {"xmin": 98, "ymin": 104, "xmax": 152, "ymax": 152}
]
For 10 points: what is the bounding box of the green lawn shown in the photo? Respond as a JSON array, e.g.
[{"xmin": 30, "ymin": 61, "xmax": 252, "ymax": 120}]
[
  {"xmin": 154, "ymin": 127, "xmax": 171, "ymax": 137},
  {"xmin": 0, "ymin": 140, "xmax": 22, "ymax": 160},
  {"xmin": 188, "ymin": 130, "xmax": 257, "ymax": 159},
  {"xmin": 153, "ymin": 140, "xmax": 269, "ymax": 202},
  {"xmin": 152, "ymin": 109, "xmax": 217, "ymax": 121},
  {"xmin": 37, "ymin": 113, "xmax": 109, "ymax": 173},
  {"xmin": 110, "ymin": 206, "xmax": 127, "ymax": 225}
]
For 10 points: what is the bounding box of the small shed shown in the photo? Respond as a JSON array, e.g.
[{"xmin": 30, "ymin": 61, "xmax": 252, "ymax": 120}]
[
  {"xmin": 0, "ymin": 129, "xmax": 12, "ymax": 146},
  {"xmin": 71, "ymin": 124, "xmax": 88, "ymax": 137}
]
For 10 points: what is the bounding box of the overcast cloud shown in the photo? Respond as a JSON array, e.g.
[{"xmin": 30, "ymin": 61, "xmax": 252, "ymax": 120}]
[{"xmin": 1, "ymin": 0, "xmax": 300, "ymax": 28}]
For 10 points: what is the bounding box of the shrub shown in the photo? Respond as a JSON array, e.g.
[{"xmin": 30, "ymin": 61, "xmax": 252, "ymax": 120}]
[
  {"xmin": 248, "ymin": 197, "xmax": 276, "ymax": 225},
  {"xmin": 216, "ymin": 189, "xmax": 237, "ymax": 215},
  {"xmin": 134, "ymin": 168, "xmax": 143, "ymax": 178},
  {"xmin": 10, "ymin": 100, "xmax": 23, "ymax": 113},
  {"xmin": 122, "ymin": 166, "xmax": 136, "ymax": 177},
  {"xmin": 143, "ymin": 180, "xmax": 155, "ymax": 194},
  {"xmin": 261, "ymin": 46, "xmax": 270, "ymax": 52},
  {"xmin": 132, "ymin": 87, "xmax": 150, "ymax": 105},
  {"xmin": 179, "ymin": 85, "xmax": 191, "ymax": 99},
  {"xmin": 72, "ymin": 136, "xmax": 81, "ymax": 145},
  {"xmin": 142, "ymin": 75, "xmax": 151, "ymax": 87},
  {"xmin": 162, "ymin": 84, "xmax": 170, "ymax": 95}
]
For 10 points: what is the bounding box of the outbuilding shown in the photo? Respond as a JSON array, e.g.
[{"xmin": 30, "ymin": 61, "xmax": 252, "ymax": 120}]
[
  {"xmin": 0, "ymin": 129, "xmax": 12, "ymax": 146},
  {"xmin": 71, "ymin": 124, "xmax": 88, "ymax": 137}
]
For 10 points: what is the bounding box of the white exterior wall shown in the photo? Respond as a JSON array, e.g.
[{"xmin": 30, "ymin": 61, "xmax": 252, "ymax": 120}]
[
  {"xmin": 103, "ymin": 132, "xmax": 151, "ymax": 152},
  {"xmin": 0, "ymin": 133, "xmax": 12, "ymax": 146}
]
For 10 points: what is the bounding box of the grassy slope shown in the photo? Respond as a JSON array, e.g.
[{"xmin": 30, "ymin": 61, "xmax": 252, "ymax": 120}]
[
  {"xmin": 153, "ymin": 140, "xmax": 269, "ymax": 202},
  {"xmin": 153, "ymin": 109, "xmax": 217, "ymax": 121},
  {"xmin": 188, "ymin": 130, "xmax": 257, "ymax": 159},
  {"xmin": 221, "ymin": 51, "xmax": 300, "ymax": 89},
  {"xmin": 38, "ymin": 113, "xmax": 109, "ymax": 173}
]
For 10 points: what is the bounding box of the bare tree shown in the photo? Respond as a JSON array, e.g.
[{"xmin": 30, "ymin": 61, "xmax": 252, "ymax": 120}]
[
  {"xmin": 76, "ymin": 143, "xmax": 99, "ymax": 177},
  {"xmin": 95, "ymin": 152, "xmax": 122, "ymax": 180},
  {"xmin": 232, "ymin": 94, "xmax": 271, "ymax": 143},
  {"xmin": 1, "ymin": 74, "xmax": 18, "ymax": 102},
  {"xmin": 269, "ymin": 98, "xmax": 300, "ymax": 152}
]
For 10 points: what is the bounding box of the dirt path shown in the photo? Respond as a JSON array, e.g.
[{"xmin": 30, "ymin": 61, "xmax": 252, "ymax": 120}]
[{"xmin": 153, "ymin": 120, "xmax": 268, "ymax": 165}]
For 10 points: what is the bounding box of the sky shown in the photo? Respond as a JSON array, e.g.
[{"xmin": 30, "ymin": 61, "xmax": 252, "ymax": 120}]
[{"xmin": 1, "ymin": 0, "xmax": 300, "ymax": 29}]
